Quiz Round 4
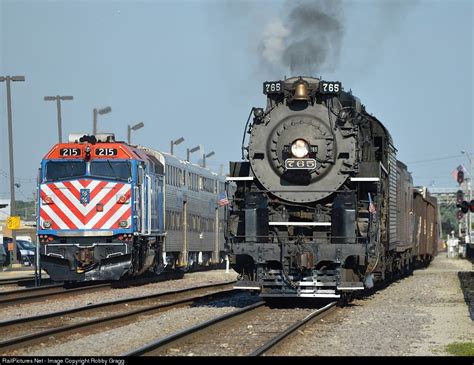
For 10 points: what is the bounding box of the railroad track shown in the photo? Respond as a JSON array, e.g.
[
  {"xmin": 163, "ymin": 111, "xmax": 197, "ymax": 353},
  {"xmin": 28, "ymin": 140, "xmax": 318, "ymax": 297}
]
[
  {"xmin": 0, "ymin": 270, "xmax": 192, "ymax": 307},
  {"xmin": 123, "ymin": 300, "xmax": 337, "ymax": 356},
  {"xmin": 0, "ymin": 281, "xmax": 237, "ymax": 355}
]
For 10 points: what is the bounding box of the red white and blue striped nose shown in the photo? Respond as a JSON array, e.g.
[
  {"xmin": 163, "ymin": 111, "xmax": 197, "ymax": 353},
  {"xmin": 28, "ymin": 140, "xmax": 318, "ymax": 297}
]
[{"xmin": 39, "ymin": 179, "xmax": 131, "ymax": 230}]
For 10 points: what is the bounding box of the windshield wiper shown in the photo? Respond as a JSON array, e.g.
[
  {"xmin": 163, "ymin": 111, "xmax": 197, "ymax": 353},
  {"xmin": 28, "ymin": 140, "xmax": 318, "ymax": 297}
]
[{"xmin": 106, "ymin": 160, "xmax": 123, "ymax": 180}]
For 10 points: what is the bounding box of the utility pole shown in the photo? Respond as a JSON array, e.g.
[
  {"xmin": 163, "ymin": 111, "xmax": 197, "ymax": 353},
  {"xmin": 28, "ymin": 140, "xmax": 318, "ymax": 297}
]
[
  {"xmin": 170, "ymin": 137, "xmax": 184, "ymax": 155},
  {"xmin": 92, "ymin": 106, "xmax": 112, "ymax": 135},
  {"xmin": 202, "ymin": 151, "xmax": 215, "ymax": 168},
  {"xmin": 127, "ymin": 122, "xmax": 144, "ymax": 144},
  {"xmin": 44, "ymin": 95, "xmax": 73, "ymax": 143},
  {"xmin": 0, "ymin": 75, "xmax": 25, "ymax": 264},
  {"xmin": 186, "ymin": 146, "xmax": 200, "ymax": 162}
]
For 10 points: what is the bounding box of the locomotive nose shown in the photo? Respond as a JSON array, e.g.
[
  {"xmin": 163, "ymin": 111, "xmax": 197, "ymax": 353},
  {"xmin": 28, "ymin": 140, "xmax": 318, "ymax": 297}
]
[{"xmin": 291, "ymin": 139, "xmax": 309, "ymax": 158}]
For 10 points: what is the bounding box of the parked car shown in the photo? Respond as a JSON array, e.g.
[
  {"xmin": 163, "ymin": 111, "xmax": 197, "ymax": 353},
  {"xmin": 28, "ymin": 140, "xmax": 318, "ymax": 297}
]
[{"xmin": 2, "ymin": 238, "xmax": 36, "ymax": 266}]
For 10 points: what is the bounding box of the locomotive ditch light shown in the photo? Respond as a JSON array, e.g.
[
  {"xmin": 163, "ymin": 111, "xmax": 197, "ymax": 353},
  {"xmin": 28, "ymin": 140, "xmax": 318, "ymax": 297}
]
[
  {"xmin": 460, "ymin": 201, "xmax": 469, "ymax": 214},
  {"xmin": 43, "ymin": 220, "xmax": 52, "ymax": 229},
  {"xmin": 117, "ymin": 194, "xmax": 129, "ymax": 204},
  {"xmin": 291, "ymin": 139, "xmax": 309, "ymax": 158},
  {"xmin": 42, "ymin": 195, "xmax": 53, "ymax": 204}
]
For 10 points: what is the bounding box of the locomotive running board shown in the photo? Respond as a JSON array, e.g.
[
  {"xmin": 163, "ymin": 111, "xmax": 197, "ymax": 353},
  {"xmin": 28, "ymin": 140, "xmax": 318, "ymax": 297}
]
[
  {"xmin": 269, "ymin": 222, "xmax": 331, "ymax": 226},
  {"xmin": 233, "ymin": 281, "xmax": 261, "ymax": 290},
  {"xmin": 234, "ymin": 285, "xmax": 262, "ymax": 290}
]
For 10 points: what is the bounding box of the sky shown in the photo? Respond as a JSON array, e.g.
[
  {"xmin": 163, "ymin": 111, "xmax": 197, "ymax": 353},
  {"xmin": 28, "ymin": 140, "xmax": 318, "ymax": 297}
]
[{"xmin": 0, "ymin": 0, "xmax": 472, "ymax": 201}]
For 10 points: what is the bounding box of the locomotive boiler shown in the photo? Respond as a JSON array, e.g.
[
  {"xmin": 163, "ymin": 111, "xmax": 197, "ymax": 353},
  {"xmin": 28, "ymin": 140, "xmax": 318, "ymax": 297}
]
[{"xmin": 225, "ymin": 76, "xmax": 438, "ymax": 300}]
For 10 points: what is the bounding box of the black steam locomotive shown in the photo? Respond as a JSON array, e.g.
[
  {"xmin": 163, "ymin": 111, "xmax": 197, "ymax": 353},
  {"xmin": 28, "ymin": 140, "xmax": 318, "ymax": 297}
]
[{"xmin": 225, "ymin": 76, "xmax": 438, "ymax": 301}]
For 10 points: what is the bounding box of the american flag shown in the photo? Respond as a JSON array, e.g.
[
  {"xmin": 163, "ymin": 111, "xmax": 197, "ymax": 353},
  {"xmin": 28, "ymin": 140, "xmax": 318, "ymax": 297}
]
[
  {"xmin": 218, "ymin": 191, "xmax": 230, "ymax": 206},
  {"xmin": 368, "ymin": 193, "xmax": 376, "ymax": 215}
]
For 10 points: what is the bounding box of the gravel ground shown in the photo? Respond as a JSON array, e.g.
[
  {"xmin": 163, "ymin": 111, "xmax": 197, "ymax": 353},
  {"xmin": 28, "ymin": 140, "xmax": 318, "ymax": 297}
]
[
  {"xmin": 0, "ymin": 269, "xmax": 238, "ymax": 322},
  {"xmin": 271, "ymin": 255, "xmax": 473, "ymax": 356}
]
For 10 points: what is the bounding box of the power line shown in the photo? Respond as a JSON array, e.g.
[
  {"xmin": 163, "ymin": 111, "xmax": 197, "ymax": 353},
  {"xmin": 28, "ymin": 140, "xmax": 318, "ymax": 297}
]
[{"xmin": 406, "ymin": 151, "xmax": 474, "ymax": 165}]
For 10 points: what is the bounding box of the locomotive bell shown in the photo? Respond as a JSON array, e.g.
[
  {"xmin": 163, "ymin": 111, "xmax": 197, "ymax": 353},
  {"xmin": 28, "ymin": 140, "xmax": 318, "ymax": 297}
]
[{"xmin": 293, "ymin": 80, "xmax": 310, "ymax": 101}]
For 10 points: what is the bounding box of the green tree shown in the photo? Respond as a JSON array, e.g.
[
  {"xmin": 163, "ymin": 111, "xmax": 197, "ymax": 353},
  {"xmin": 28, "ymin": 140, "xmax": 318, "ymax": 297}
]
[{"xmin": 439, "ymin": 203, "xmax": 457, "ymax": 238}]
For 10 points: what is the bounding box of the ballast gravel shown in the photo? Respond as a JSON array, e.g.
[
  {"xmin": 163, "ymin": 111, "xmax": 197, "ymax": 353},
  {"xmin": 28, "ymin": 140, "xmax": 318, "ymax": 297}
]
[
  {"xmin": 271, "ymin": 255, "xmax": 473, "ymax": 356},
  {"xmin": 0, "ymin": 269, "xmax": 238, "ymax": 322}
]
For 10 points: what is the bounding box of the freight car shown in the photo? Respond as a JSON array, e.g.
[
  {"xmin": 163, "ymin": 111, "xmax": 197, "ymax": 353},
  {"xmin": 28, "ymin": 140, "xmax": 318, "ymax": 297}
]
[
  {"xmin": 37, "ymin": 133, "xmax": 228, "ymax": 281},
  {"xmin": 225, "ymin": 76, "xmax": 438, "ymax": 301}
]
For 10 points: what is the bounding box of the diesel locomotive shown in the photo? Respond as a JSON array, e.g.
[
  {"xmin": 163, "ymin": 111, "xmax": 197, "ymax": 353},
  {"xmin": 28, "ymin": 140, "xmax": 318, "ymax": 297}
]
[
  {"xmin": 226, "ymin": 76, "xmax": 438, "ymax": 300},
  {"xmin": 37, "ymin": 133, "xmax": 228, "ymax": 281}
]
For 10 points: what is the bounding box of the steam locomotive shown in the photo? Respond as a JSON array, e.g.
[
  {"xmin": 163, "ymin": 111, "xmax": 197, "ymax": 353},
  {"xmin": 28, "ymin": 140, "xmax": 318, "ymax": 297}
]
[
  {"xmin": 225, "ymin": 76, "xmax": 438, "ymax": 300},
  {"xmin": 37, "ymin": 133, "xmax": 228, "ymax": 281}
]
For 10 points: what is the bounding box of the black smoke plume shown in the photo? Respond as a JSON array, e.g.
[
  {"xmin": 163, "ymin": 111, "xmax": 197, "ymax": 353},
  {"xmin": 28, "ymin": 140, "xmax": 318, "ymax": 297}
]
[{"xmin": 261, "ymin": 0, "xmax": 344, "ymax": 75}]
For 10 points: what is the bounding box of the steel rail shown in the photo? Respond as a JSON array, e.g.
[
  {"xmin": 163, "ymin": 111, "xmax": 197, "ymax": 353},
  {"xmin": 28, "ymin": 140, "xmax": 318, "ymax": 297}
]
[
  {"xmin": 0, "ymin": 283, "xmax": 63, "ymax": 296},
  {"xmin": 0, "ymin": 283, "xmax": 110, "ymax": 306},
  {"xmin": 122, "ymin": 301, "xmax": 265, "ymax": 356},
  {"xmin": 0, "ymin": 277, "xmax": 53, "ymax": 286},
  {"xmin": 249, "ymin": 301, "xmax": 337, "ymax": 356},
  {"xmin": 0, "ymin": 281, "xmax": 237, "ymax": 353}
]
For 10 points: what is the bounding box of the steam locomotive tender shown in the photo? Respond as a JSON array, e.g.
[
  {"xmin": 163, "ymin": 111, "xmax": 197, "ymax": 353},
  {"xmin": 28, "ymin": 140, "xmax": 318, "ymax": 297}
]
[
  {"xmin": 226, "ymin": 76, "xmax": 438, "ymax": 300},
  {"xmin": 37, "ymin": 133, "xmax": 228, "ymax": 281}
]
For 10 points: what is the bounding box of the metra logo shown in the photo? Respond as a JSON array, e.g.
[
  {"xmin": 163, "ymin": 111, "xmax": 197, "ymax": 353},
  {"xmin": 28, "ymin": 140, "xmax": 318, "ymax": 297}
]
[{"xmin": 80, "ymin": 189, "xmax": 90, "ymax": 205}]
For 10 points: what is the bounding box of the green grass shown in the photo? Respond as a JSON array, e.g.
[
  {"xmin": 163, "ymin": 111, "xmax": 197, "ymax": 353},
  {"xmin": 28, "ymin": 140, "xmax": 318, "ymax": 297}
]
[{"xmin": 445, "ymin": 342, "xmax": 474, "ymax": 356}]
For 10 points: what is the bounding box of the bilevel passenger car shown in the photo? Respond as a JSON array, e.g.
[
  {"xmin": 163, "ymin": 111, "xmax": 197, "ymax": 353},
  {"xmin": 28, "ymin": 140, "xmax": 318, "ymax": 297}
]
[
  {"xmin": 225, "ymin": 76, "xmax": 439, "ymax": 301},
  {"xmin": 37, "ymin": 133, "xmax": 229, "ymax": 281}
]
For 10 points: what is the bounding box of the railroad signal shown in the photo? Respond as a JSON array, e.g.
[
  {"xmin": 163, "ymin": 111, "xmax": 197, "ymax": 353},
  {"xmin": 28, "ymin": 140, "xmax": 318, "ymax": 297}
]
[
  {"xmin": 459, "ymin": 201, "xmax": 470, "ymax": 214},
  {"xmin": 457, "ymin": 210, "xmax": 464, "ymax": 220},
  {"xmin": 457, "ymin": 170, "xmax": 464, "ymax": 185},
  {"xmin": 456, "ymin": 190, "xmax": 464, "ymax": 204},
  {"xmin": 470, "ymin": 199, "xmax": 474, "ymax": 213}
]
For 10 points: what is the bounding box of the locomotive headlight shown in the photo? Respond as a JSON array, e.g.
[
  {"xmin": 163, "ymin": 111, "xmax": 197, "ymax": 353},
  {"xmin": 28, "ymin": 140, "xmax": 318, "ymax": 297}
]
[{"xmin": 290, "ymin": 139, "xmax": 309, "ymax": 158}]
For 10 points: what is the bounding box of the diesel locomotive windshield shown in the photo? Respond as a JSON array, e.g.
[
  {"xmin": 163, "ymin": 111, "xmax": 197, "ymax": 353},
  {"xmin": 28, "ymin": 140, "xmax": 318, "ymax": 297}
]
[
  {"xmin": 45, "ymin": 161, "xmax": 86, "ymax": 181},
  {"xmin": 90, "ymin": 161, "xmax": 131, "ymax": 181},
  {"xmin": 45, "ymin": 160, "xmax": 131, "ymax": 181}
]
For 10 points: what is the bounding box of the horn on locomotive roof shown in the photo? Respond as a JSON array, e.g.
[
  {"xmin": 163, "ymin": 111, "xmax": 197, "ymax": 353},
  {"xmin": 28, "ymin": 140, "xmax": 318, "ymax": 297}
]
[
  {"xmin": 68, "ymin": 133, "xmax": 115, "ymax": 143},
  {"xmin": 293, "ymin": 78, "xmax": 310, "ymax": 101}
]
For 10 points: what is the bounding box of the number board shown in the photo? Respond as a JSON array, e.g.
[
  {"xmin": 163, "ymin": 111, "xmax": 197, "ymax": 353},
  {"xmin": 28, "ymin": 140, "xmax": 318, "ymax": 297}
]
[
  {"xmin": 263, "ymin": 81, "xmax": 283, "ymax": 94},
  {"xmin": 95, "ymin": 148, "xmax": 118, "ymax": 156},
  {"xmin": 318, "ymin": 81, "xmax": 341, "ymax": 94},
  {"xmin": 59, "ymin": 148, "xmax": 81, "ymax": 157},
  {"xmin": 285, "ymin": 159, "xmax": 316, "ymax": 170}
]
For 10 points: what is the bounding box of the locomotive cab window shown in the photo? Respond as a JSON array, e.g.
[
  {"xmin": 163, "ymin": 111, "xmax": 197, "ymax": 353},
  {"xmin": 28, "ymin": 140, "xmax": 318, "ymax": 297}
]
[
  {"xmin": 45, "ymin": 161, "xmax": 86, "ymax": 181},
  {"xmin": 90, "ymin": 161, "xmax": 131, "ymax": 181}
]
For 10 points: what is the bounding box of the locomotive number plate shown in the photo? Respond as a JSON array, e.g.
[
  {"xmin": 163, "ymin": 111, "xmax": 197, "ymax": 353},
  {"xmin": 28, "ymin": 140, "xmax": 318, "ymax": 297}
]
[
  {"xmin": 318, "ymin": 81, "xmax": 341, "ymax": 94},
  {"xmin": 285, "ymin": 158, "xmax": 316, "ymax": 169},
  {"xmin": 59, "ymin": 148, "xmax": 81, "ymax": 156},
  {"xmin": 263, "ymin": 81, "xmax": 283, "ymax": 94},
  {"xmin": 95, "ymin": 148, "xmax": 118, "ymax": 156}
]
